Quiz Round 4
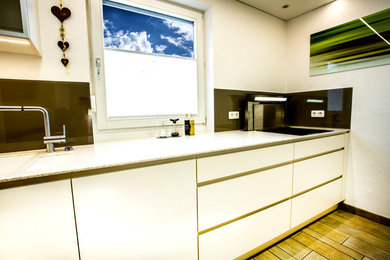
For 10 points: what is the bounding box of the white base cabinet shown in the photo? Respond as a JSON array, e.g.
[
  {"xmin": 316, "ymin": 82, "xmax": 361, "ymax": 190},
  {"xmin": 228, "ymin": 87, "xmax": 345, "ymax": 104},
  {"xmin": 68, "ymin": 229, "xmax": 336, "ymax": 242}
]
[
  {"xmin": 72, "ymin": 160, "xmax": 198, "ymax": 260},
  {"xmin": 197, "ymin": 144, "xmax": 293, "ymax": 182},
  {"xmin": 198, "ymin": 164, "xmax": 293, "ymax": 231},
  {"xmin": 199, "ymin": 200, "xmax": 291, "ymax": 260},
  {"xmin": 293, "ymin": 150, "xmax": 344, "ymax": 195},
  {"xmin": 198, "ymin": 134, "xmax": 346, "ymax": 259},
  {"xmin": 0, "ymin": 133, "xmax": 347, "ymax": 260},
  {"xmin": 294, "ymin": 134, "xmax": 345, "ymax": 159},
  {"xmin": 0, "ymin": 180, "xmax": 79, "ymax": 260},
  {"xmin": 291, "ymin": 178, "xmax": 342, "ymax": 228}
]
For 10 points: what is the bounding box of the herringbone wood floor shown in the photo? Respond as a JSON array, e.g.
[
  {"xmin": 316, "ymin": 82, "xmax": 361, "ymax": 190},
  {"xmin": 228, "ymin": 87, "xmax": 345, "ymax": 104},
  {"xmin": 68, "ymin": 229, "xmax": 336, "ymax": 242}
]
[{"xmin": 249, "ymin": 209, "xmax": 390, "ymax": 260}]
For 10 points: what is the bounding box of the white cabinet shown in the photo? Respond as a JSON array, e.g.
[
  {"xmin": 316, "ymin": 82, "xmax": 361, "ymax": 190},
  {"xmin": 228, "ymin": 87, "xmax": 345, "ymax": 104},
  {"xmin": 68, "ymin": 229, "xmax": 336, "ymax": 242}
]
[
  {"xmin": 197, "ymin": 144, "xmax": 294, "ymax": 260},
  {"xmin": 0, "ymin": 0, "xmax": 41, "ymax": 55},
  {"xmin": 197, "ymin": 133, "xmax": 347, "ymax": 259},
  {"xmin": 294, "ymin": 134, "xmax": 345, "ymax": 159},
  {"xmin": 291, "ymin": 135, "xmax": 345, "ymax": 228},
  {"xmin": 291, "ymin": 178, "xmax": 342, "ymax": 228},
  {"xmin": 72, "ymin": 160, "xmax": 198, "ymax": 260},
  {"xmin": 199, "ymin": 200, "xmax": 291, "ymax": 260},
  {"xmin": 197, "ymin": 143, "xmax": 293, "ymax": 183},
  {"xmin": 0, "ymin": 180, "xmax": 79, "ymax": 260},
  {"xmin": 0, "ymin": 133, "xmax": 348, "ymax": 260},
  {"xmin": 293, "ymin": 150, "xmax": 344, "ymax": 195},
  {"xmin": 198, "ymin": 164, "xmax": 293, "ymax": 231}
]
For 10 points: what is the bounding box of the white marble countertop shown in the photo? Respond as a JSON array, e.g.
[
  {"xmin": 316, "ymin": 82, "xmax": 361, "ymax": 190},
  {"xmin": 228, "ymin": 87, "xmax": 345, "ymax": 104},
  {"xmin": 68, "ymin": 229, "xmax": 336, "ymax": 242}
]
[{"xmin": 0, "ymin": 129, "xmax": 348, "ymax": 185}]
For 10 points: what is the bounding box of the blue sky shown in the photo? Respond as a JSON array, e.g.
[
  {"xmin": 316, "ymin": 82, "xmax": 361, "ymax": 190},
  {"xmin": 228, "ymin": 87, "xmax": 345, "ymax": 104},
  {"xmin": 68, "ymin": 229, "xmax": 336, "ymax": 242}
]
[{"xmin": 102, "ymin": 4, "xmax": 194, "ymax": 58}]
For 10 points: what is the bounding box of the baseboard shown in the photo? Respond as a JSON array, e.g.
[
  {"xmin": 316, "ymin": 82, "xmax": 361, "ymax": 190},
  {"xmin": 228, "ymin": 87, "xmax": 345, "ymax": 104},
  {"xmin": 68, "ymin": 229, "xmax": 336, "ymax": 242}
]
[{"xmin": 339, "ymin": 202, "xmax": 390, "ymax": 226}]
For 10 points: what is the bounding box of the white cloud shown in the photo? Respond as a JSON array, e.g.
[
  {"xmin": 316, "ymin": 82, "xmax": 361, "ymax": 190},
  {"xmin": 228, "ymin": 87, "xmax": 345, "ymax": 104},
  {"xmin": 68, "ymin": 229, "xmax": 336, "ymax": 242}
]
[
  {"xmin": 103, "ymin": 19, "xmax": 153, "ymax": 53},
  {"xmin": 160, "ymin": 35, "xmax": 182, "ymax": 47},
  {"xmin": 160, "ymin": 19, "xmax": 194, "ymax": 57},
  {"xmin": 160, "ymin": 35, "xmax": 193, "ymax": 57},
  {"xmin": 155, "ymin": 45, "xmax": 167, "ymax": 53},
  {"xmin": 163, "ymin": 19, "xmax": 194, "ymax": 41}
]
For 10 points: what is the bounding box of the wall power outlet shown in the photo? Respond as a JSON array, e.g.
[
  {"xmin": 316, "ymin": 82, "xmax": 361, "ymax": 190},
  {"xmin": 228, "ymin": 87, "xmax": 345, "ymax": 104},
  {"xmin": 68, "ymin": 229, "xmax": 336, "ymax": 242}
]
[
  {"xmin": 229, "ymin": 111, "xmax": 240, "ymax": 120},
  {"xmin": 311, "ymin": 110, "xmax": 325, "ymax": 118}
]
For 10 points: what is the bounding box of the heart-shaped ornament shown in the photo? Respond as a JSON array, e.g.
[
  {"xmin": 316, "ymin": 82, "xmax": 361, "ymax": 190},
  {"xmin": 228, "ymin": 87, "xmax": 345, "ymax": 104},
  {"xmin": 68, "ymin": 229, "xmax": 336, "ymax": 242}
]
[
  {"xmin": 58, "ymin": 41, "xmax": 70, "ymax": 51},
  {"xmin": 61, "ymin": 58, "xmax": 69, "ymax": 67},
  {"xmin": 51, "ymin": 6, "xmax": 71, "ymax": 22}
]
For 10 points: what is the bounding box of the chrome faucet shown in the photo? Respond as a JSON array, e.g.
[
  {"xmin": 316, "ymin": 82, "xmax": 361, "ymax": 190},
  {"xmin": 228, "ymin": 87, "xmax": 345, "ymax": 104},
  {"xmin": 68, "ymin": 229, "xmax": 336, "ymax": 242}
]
[{"xmin": 0, "ymin": 106, "xmax": 66, "ymax": 153}]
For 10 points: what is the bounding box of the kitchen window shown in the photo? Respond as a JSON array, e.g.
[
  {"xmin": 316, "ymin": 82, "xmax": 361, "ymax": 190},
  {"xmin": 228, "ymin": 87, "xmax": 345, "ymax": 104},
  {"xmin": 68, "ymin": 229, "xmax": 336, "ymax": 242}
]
[{"xmin": 90, "ymin": 0, "xmax": 205, "ymax": 130}]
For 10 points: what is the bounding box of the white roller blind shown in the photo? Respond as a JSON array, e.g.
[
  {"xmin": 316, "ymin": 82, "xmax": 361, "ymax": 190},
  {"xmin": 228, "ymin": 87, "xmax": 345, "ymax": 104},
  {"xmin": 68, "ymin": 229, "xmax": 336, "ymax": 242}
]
[{"xmin": 104, "ymin": 49, "xmax": 198, "ymax": 118}]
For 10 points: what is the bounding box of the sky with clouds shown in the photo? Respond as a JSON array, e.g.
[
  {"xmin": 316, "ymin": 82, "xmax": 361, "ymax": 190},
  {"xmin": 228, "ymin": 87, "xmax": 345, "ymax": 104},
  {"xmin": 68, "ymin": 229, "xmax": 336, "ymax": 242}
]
[{"xmin": 102, "ymin": 4, "xmax": 194, "ymax": 58}]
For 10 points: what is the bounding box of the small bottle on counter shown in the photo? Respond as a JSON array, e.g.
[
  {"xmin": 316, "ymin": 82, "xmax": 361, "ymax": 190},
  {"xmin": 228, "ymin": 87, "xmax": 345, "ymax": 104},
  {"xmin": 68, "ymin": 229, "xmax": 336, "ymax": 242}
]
[
  {"xmin": 189, "ymin": 114, "xmax": 195, "ymax": 136},
  {"xmin": 184, "ymin": 114, "xmax": 191, "ymax": 136}
]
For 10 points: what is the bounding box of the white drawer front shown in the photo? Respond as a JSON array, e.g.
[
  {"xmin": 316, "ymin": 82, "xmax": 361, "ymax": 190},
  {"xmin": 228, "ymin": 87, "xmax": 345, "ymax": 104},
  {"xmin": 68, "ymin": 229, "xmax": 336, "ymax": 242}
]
[
  {"xmin": 198, "ymin": 164, "xmax": 293, "ymax": 231},
  {"xmin": 293, "ymin": 150, "xmax": 344, "ymax": 195},
  {"xmin": 294, "ymin": 134, "xmax": 345, "ymax": 159},
  {"xmin": 197, "ymin": 144, "xmax": 293, "ymax": 183},
  {"xmin": 291, "ymin": 178, "xmax": 342, "ymax": 228},
  {"xmin": 199, "ymin": 200, "xmax": 291, "ymax": 260}
]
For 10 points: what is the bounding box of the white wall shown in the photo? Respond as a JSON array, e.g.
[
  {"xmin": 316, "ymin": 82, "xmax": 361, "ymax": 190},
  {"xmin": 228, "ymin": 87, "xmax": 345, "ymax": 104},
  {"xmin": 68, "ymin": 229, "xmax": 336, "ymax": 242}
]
[
  {"xmin": 0, "ymin": 0, "xmax": 90, "ymax": 82},
  {"xmin": 286, "ymin": 0, "xmax": 390, "ymax": 218},
  {"xmin": 204, "ymin": 0, "xmax": 286, "ymax": 92}
]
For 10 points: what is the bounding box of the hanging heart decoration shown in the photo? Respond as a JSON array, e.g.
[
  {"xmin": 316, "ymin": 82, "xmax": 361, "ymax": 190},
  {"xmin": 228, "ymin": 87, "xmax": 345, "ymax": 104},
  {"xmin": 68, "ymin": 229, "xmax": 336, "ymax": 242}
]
[
  {"xmin": 51, "ymin": 1, "xmax": 71, "ymax": 69},
  {"xmin": 57, "ymin": 41, "xmax": 69, "ymax": 51},
  {"xmin": 61, "ymin": 58, "xmax": 69, "ymax": 67},
  {"xmin": 51, "ymin": 6, "xmax": 71, "ymax": 22}
]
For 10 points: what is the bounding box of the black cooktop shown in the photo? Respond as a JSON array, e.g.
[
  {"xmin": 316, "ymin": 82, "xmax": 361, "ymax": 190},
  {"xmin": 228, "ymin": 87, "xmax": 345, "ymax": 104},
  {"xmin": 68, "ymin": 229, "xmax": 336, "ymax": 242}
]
[{"xmin": 260, "ymin": 127, "xmax": 332, "ymax": 136}]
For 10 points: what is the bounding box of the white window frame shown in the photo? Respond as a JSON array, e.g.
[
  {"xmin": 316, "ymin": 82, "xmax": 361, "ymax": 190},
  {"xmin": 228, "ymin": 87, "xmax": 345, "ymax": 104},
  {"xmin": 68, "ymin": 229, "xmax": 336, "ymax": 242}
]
[{"xmin": 89, "ymin": 0, "xmax": 205, "ymax": 130}]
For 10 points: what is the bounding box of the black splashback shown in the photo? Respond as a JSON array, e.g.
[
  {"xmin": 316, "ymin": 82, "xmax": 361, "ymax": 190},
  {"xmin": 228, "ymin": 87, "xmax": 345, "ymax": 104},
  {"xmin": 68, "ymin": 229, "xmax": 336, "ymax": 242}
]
[
  {"xmin": 214, "ymin": 89, "xmax": 280, "ymax": 132},
  {"xmin": 0, "ymin": 79, "xmax": 93, "ymax": 153},
  {"xmin": 287, "ymin": 88, "xmax": 352, "ymax": 129},
  {"xmin": 214, "ymin": 88, "xmax": 352, "ymax": 132}
]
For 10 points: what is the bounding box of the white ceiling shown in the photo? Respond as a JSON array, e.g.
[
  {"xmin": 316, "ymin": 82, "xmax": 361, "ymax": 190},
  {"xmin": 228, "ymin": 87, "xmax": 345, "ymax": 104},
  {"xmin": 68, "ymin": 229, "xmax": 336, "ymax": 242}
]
[{"xmin": 237, "ymin": 0, "xmax": 336, "ymax": 21}]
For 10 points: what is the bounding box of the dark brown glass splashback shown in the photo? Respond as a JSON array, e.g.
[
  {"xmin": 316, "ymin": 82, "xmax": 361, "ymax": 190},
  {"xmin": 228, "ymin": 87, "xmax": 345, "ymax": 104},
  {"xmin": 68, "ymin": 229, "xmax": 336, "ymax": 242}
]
[
  {"xmin": 287, "ymin": 88, "xmax": 352, "ymax": 129},
  {"xmin": 214, "ymin": 89, "xmax": 277, "ymax": 132},
  {"xmin": 214, "ymin": 88, "xmax": 352, "ymax": 132},
  {"xmin": 0, "ymin": 79, "xmax": 93, "ymax": 153}
]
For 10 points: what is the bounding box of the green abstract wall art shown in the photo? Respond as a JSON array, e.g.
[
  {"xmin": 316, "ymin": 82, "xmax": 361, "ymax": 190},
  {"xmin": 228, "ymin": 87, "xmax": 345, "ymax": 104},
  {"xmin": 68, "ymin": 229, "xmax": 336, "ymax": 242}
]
[{"xmin": 310, "ymin": 8, "xmax": 390, "ymax": 76}]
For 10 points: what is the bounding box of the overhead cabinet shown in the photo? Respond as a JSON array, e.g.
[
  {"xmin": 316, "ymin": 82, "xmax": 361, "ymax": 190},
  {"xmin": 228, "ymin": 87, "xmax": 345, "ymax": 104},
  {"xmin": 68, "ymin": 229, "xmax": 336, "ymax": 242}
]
[{"xmin": 0, "ymin": 0, "xmax": 41, "ymax": 56}]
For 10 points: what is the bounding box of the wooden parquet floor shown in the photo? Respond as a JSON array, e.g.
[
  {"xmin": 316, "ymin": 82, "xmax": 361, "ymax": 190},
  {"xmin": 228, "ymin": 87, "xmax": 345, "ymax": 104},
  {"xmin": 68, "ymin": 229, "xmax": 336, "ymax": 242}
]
[{"xmin": 249, "ymin": 209, "xmax": 390, "ymax": 260}]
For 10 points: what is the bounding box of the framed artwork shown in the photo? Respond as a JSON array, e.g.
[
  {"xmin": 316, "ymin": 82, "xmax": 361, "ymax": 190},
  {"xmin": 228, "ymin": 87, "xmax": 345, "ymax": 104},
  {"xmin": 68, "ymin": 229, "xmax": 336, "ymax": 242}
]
[{"xmin": 310, "ymin": 8, "xmax": 390, "ymax": 76}]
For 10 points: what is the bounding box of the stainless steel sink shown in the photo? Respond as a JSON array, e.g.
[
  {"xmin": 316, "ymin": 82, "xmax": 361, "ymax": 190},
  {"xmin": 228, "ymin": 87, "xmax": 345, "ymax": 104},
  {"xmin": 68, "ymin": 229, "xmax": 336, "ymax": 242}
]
[{"xmin": 260, "ymin": 127, "xmax": 332, "ymax": 136}]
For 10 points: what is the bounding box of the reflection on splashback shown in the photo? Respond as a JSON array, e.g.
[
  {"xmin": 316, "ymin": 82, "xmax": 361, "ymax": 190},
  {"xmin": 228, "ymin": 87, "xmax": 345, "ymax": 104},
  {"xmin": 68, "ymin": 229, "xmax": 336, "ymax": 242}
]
[
  {"xmin": 214, "ymin": 89, "xmax": 279, "ymax": 132},
  {"xmin": 0, "ymin": 79, "xmax": 93, "ymax": 153},
  {"xmin": 214, "ymin": 88, "xmax": 352, "ymax": 132},
  {"xmin": 287, "ymin": 88, "xmax": 352, "ymax": 129}
]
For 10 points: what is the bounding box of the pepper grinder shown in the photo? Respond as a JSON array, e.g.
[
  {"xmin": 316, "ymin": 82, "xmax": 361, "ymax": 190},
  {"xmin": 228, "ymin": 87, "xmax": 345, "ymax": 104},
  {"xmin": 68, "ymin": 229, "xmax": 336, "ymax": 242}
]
[{"xmin": 170, "ymin": 118, "xmax": 180, "ymax": 137}]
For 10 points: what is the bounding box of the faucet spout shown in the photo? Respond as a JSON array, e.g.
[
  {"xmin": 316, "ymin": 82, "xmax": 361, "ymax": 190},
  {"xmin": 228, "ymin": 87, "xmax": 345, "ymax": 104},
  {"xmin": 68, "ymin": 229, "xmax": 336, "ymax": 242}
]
[
  {"xmin": 24, "ymin": 106, "xmax": 51, "ymax": 137},
  {"xmin": 0, "ymin": 105, "xmax": 66, "ymax": 153}
]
